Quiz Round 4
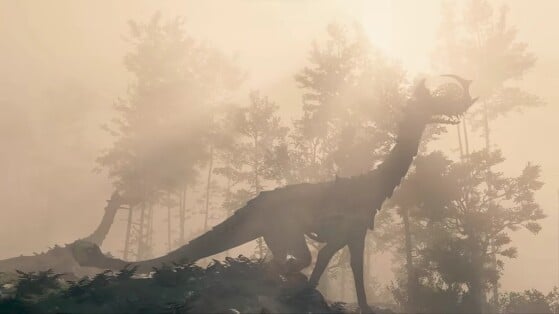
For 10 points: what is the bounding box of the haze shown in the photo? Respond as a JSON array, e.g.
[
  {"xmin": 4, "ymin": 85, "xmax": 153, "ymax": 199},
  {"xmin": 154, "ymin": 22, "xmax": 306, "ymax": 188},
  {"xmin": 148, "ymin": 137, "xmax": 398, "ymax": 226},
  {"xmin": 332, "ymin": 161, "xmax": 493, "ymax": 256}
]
[{"xmin": 1, "ymin": 0, "xmax": 557, "ymax": 297}]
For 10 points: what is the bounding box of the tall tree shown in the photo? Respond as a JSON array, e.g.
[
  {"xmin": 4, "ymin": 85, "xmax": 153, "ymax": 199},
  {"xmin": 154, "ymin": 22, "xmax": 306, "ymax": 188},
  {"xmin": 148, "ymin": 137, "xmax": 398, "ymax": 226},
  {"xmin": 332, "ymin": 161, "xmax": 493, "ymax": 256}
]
[
  {"xmin": 97, "ymin": 13, "xmax": 242, "ymax": 259},
  {"xmin": 292, "ymin": 23, "xmax": 406, "ymax": 183},
  {"xmin": 433, "ymin": 0, "xmax": 544, "ymax": 305},
  {"xmin": 434, "ymin": 0, "xmax": 540, "ymax": 116},
  {"xmin": 290, "ymin": 22, "xmax": 409, "ymax": 299},
  {"xmin": 222, "ymin": 91, "xmax": 288, "ymax": 258},
  {"xmin": 383, "ymin": 150, "xmax": 545, "ymax": 313},
  {"xmin": 434, "ymin": 0, "xmax": 542, "ymax": 157}
]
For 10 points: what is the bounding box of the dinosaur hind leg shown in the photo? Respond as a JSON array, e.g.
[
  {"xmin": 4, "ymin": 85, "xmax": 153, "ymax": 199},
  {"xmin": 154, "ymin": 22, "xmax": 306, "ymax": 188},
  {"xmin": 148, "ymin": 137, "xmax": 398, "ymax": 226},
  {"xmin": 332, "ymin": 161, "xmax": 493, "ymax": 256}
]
[
  {"xmin": 309, "ymin": 240, "xmax": 345, "ymax": 287},
  {"xmin": 264, "ymin": 232, "xmax": 311, "ymax": 273}
]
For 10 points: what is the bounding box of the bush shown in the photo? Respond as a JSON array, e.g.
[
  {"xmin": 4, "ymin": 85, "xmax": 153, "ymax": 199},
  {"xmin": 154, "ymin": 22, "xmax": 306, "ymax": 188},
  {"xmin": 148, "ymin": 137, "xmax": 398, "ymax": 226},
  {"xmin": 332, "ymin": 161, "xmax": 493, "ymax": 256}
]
[
  {"xmin": 500, "ymin": 289, "xmax": 554, "ymax": 314},
  {"xmin": 0, "ymin": 256, "xmax": 344, "ymax": 314}
]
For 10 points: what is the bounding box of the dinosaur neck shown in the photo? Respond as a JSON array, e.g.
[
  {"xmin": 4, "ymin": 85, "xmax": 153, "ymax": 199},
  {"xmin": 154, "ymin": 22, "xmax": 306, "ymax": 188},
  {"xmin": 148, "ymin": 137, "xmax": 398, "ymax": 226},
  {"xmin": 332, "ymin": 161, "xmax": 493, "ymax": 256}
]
[
  {"xmin": 369, "ymin": 112, "xmax": 427, "ymax": 201},
  {"xmin": 81, "ymin": 192, "xmax": 123, "ymax": 246}
]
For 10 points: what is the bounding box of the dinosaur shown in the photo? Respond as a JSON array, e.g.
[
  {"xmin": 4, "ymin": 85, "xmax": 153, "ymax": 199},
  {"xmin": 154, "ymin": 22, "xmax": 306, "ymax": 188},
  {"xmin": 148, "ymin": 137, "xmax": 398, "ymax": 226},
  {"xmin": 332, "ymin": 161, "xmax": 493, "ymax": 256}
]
[
  {"xmin": 71, "ymin": 75, "xmax": 476, "ymax": 313},
  {"xmin": 0, "ymin": 191, "xmax": 126, "ymax": 278}
]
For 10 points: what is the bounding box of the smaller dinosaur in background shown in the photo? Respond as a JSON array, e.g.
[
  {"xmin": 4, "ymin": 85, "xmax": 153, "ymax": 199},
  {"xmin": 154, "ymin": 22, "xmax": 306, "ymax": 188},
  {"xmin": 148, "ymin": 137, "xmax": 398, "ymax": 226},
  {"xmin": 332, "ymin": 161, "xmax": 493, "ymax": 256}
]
[
  {"xmin": 73, "ymin": 75, "xmax": 476, "ymax": 313},
  {"xmin": 0, "ymin": 191, "xmax": 125, "ymax": 278}
]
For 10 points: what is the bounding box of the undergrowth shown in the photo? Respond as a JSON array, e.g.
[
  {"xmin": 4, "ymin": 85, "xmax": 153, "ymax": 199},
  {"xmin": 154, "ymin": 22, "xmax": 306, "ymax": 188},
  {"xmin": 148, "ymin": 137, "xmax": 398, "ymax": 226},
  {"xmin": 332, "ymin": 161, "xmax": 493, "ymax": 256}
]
[{"xmin": 0, "ymin": 256, "xmax": 343, "ymax": 314}]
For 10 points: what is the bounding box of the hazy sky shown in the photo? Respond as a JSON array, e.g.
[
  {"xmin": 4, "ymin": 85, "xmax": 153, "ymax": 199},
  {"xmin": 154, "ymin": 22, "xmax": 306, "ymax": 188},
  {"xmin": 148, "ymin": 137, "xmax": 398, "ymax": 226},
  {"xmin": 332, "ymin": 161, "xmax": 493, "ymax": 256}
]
[{"xmin": 0, "ymin": 0, "xmax": 558, "ymax": 293}]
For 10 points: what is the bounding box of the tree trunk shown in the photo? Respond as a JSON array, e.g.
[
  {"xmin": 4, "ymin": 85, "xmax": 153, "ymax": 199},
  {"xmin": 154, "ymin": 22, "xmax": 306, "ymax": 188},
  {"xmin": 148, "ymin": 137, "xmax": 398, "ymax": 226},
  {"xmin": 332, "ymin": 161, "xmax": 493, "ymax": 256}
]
[
  {"xmin": 253, "ymin": 134, "xmax": 261, "ymax": 193},
  {"xmin": 462, "ymin": 117, "xmax": 470, "ymax": 156},
  {"xmin": 136, "ymin": 201, "xmax": 146, "ymax": 260},
  {"xmin": 204, "ymin": 145, "xmax": 214, "ymax": 231},
  {"xmin": 469, "ymin": 251, "xmax": 485, "ymax": 314},
  {"xmin": 483, "ymin": 101, "xmax": 491, "ymax": 154},
  {"xmin": 467, "ymin": 232, "xmax": 486, "ymax": 313},
  {"xmin": 123, "ymin": 205, "xmax": 134, "ymax": 260},
  {"xmin": 167, "ymin": 194, "xmax": 172, "ymax": 252},
  {"xmin": 147, "ymin": 203, "xmax": 154, "ymax": 258},
  {"xmin": 225, "ymin": 170, "xmax": 232, "ymax": 257},
  {"xmin": 179, "ymin": 185, "xmax": 187, "ymax": 245},
  {"xmin": 253, "ymin": 135, "xmax": 266, "ymax": 259},
  {"xmin": 481, "ymin": 101, "xmax": 499, "ymax": 308},
  {"xmin": 457, "ymin": 123, "xmax": 464, "ymax": 160},
  {"xmin": 402, "ymin": 207, "xmax": 417, "ymax": 312}
]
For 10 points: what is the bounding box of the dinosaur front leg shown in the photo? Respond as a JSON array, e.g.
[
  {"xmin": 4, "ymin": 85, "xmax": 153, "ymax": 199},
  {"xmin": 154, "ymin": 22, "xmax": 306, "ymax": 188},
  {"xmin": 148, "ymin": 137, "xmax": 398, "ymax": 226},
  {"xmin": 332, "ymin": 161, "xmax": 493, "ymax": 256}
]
[
  {"xmin": 348, "ymin": 231, "xmax": 374, "ymax": 314},
  {"xmin": 286, "ymin": 234, "xmax": 312, "ymax": 272},
  {"xmin": 265, "ymin": 232, "xmax": 311, "ymax": 274},
  {"xmin": 308, "ymin": 241, "xmax": 344, "ymax": 287}
]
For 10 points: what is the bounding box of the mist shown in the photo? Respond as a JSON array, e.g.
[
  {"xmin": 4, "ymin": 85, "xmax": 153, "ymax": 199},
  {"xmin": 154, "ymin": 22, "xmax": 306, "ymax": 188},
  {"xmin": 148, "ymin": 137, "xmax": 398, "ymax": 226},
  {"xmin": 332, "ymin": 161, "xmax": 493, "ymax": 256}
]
[{"xmin": 1, "ymin": 0, "xmax": 558, "ymax": 312}]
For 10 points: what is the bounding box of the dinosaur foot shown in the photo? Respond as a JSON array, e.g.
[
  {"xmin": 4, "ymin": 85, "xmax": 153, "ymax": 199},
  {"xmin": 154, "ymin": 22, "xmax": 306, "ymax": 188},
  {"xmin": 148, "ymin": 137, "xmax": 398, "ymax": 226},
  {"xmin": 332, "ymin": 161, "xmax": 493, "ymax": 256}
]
[
  {"xmin": 265, "ymin": 257, "xmax": 311, "ymax": 292},
  {"xmin": 284, "ymin": 256, "xmax": 302, "ymax": 273}
]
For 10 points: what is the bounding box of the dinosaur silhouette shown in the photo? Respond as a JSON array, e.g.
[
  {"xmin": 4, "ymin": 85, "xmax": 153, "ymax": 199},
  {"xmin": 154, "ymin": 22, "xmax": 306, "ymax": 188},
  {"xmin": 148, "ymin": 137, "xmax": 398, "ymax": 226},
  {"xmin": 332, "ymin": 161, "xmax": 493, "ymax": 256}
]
[
  {"xmin": 0, "ymin": 191, "xmax": 125, "ymax": 278},
  {"xmin": 72, "ymin": 76, "xmax": 476, "ymax": 313}
]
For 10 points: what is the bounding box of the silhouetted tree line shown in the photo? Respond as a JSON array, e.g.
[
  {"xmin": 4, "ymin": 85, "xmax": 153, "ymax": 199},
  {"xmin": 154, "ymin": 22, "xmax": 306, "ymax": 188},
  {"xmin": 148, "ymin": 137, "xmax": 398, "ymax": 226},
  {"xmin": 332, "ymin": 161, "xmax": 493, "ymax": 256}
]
[{"xmin": 94, "ymin": 1, "xmax": 551, "ymax": 313}]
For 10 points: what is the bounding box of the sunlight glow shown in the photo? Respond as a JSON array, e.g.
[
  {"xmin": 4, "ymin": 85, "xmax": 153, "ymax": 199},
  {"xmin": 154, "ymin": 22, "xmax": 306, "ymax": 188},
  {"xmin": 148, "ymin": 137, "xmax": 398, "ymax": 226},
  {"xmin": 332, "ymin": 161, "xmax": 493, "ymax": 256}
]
[{"xmin": 360, "ymin": 0, "xmax": 394, "ymax": 55}]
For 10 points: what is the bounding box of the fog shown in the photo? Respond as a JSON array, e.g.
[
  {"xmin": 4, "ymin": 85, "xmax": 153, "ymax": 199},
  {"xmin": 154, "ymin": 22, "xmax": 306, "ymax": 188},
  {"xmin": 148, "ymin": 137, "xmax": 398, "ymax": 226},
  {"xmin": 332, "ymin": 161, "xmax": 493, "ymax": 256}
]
[{"xmin": 1, "ymin": 0, "xmax": 557, "ymax": 299}]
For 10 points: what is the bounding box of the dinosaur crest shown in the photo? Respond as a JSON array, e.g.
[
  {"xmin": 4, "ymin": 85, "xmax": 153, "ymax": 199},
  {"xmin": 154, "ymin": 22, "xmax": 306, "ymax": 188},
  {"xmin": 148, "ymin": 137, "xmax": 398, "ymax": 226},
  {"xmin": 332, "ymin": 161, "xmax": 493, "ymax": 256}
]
[{"xmin": 413, "ymin": 75, "xmax": 477, "ymax": 124}]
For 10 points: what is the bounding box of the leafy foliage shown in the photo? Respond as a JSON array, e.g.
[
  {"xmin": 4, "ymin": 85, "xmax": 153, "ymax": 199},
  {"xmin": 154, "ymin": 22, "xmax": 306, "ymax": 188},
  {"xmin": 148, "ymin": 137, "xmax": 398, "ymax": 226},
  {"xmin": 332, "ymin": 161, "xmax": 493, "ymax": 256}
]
[
  {"xmin": 14, "ymin": 270, "xmax": 62, "ymax": 299},
  {"xmin": 290, "ymin": 23, "xmax": 407, "ymax": 182},
  {"xmin": 98, "ymin": 12, "xmax": 243, "ymax": 207},
  {"xmin": 380, "ymin": 149, "xmax": 545, "ymax": 313},
  {"xmin": 1, "ymin": 257, "xmax": 384, "ymax": 314},
  {"xmin": 434, "ymin": 0, "xmax": 543, "ymax": 129},
  {"xmin": 500, "ymin": 289, "xmax": 556, "ymax": 314}
]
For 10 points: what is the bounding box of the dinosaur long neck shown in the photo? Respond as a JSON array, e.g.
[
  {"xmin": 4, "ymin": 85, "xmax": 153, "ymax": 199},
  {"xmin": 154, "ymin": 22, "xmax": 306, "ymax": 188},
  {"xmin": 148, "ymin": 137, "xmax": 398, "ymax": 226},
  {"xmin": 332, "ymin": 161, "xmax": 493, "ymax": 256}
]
[
  {"xmin": 81, "ymin": 192, "xmax": 123, "ymax": 246},
  {"xmin": 370, "ymin": 112, "xmax": 427, "ymax": 201}
]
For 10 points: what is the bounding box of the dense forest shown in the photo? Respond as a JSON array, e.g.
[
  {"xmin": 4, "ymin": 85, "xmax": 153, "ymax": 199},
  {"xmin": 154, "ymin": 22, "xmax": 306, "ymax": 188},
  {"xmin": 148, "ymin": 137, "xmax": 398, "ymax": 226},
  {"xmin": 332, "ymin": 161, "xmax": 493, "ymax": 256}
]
[{"xmin": 0, "ymin": 1, "xmax": 557, "ymax": 313}]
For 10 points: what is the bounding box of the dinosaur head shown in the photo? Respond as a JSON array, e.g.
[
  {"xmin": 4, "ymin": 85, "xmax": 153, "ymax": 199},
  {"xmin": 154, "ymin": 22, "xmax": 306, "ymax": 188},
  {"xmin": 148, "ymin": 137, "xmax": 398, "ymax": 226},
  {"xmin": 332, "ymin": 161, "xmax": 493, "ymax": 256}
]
[{"xmin": 411, "ymin": 74, "xmax": 477, "ymax": 124}]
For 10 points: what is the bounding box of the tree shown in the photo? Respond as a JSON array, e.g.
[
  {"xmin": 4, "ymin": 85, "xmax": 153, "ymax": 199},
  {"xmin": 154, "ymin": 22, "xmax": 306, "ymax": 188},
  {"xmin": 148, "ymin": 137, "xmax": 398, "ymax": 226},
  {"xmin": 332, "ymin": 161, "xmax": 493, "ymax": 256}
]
[
  {"xmin": 434, "ymin": 0, "xmax": 541, "ymax": 119},
  {"xmin": 213, "ymin": 140, "xmax": 250, "ymax": 249},
  {"xmin": 383, "ymin": 150, "xmax": 545, "ymax": 313},
  {"xmin": 289, "ymin": 22, "xmax": 409, "ymax": 299},
  {"xmin": 291, "ymin": 23, "xmax": 406, "ymax": 183},
  {"xmin": 500, "ymin": 289, "xmax": 553, "ymax": 314},
  {"xmin": 218, "ymin": 91, "xmax": 288, "ymax": 258},
  {"xmin": 288, "ymin": 22, "xmax": 418, "ymax": 301},
  {"xmin": 97, "ymin": 13, "xmax": 242, "ymax": 259},
  {"xmin": 433, "ymin": 0, "xmax": 544, "ymax": 305}
]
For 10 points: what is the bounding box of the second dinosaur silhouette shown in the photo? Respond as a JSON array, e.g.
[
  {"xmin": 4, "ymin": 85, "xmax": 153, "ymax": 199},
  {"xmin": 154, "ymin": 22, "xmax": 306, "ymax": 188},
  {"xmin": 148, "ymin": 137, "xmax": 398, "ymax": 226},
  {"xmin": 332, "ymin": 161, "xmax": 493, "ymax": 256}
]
[
  {"xmin": 0, "ymin": 191, "xmax": 126, "ymax": 278},
  {"xmin": 73, "ymin": 75, "xmax": 476, "ymax": 313}
]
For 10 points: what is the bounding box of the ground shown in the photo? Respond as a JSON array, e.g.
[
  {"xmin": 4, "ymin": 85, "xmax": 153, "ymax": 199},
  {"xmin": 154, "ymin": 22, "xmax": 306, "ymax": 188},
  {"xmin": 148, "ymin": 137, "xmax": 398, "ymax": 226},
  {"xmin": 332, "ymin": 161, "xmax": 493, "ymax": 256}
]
[{"xmin": 0, "ymin": 256, "xmax": 394, "ymax": 314}]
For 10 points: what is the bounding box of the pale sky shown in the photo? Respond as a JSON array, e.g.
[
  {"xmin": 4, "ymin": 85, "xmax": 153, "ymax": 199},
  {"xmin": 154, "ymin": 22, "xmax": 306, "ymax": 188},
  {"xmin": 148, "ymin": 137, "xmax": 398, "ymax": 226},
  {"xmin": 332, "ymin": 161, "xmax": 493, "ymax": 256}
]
[{"xmin": 0, "ymin": 0, "xmax": 557, "ymax": 293}]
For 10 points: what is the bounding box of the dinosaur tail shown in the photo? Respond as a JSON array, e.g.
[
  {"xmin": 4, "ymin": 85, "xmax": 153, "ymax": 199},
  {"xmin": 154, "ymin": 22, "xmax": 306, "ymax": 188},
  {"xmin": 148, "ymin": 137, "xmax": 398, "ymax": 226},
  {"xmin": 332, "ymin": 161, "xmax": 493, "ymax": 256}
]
[
  {"xmin": 0, "ymin": 255, "xmax": 40, "ymax": 273},
  {"xmin": 167, "ymin": 206, "xmax": 262, "ymax": 260},
  {"xmin": 74, "ymin": 204, "xmax": 263, "ymax": 272}
]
